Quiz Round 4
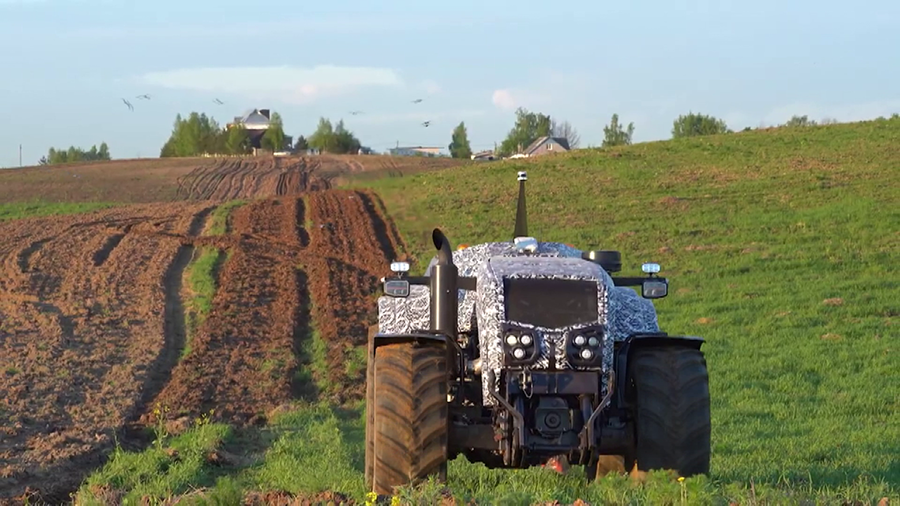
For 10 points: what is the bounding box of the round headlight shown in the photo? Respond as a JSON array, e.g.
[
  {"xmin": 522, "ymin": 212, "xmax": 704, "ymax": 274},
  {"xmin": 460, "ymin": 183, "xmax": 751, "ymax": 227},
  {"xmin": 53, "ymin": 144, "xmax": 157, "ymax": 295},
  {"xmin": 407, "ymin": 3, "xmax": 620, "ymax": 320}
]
[
  {"xmin": 580, "ymin": 348, "xmax": 593, "ymax": 360},
  {"xmin": 520, "ymin": 334, "xmax": 533, "ymax": 346},
  {"xmin": 513, "ymin": 347, "xmax": 526, "ymax": 359},
  {"xmin": 574, "ymin": 335, "xmax": 586, "ymax": 346},
  {"xmin": 588, "ymin": 337, "xmax": 600, "ymax": 347},
  {"xmin": 506, "ymin": 334, "xmax": 518, "ymax": 346}
]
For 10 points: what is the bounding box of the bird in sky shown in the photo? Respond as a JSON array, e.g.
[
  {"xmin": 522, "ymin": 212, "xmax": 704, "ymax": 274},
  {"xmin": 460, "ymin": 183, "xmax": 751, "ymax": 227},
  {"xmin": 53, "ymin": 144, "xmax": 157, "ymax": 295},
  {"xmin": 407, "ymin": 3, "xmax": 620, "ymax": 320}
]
[
  {"xmin": 136, "ymin": 94, "xmax": 151, "ymax": 100},
  {"xmin": 121, "ymin": 98, "xmax": 134, "ymax": 111},
  {"xmin": 421, "ymin": 121, "xmax": 431, "ymax": 127},
  {"xmin": 213, "ymin": 98, "xmax": 224, "ymax": 105},
  {"xmin": 349, "ymin": 110, "xmax": 363, "ymax": 115},
  {"xmin": 411, "ymin": 98, "xmax": 423, "ymax": 104}
]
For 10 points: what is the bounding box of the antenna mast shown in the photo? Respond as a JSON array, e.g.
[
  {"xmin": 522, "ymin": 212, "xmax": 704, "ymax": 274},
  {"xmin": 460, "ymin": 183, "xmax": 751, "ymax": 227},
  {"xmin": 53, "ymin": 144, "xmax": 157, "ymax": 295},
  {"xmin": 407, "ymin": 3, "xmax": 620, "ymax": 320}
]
[{"xmin": 513, "ymin": 171, "xmax": 528, "ymax": 238}]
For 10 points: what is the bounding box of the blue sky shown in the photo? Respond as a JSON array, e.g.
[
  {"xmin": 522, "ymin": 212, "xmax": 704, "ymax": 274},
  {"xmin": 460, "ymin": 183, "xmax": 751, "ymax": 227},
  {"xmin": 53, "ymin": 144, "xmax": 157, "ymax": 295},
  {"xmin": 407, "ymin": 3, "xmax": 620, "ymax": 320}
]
[{"xmin": 1, "ymin": 0, "xmax": 898, "ymax": 167}]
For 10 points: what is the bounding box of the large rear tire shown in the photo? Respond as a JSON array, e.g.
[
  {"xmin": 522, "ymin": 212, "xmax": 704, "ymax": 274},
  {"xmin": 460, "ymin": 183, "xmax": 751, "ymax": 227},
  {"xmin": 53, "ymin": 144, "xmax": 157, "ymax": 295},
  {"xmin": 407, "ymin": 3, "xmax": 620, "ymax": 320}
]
[
  {"xmin": 370, "ymin": 342, "xmax": 449, "ymax": 495},
  {"xmin": 628, "ymin": 346, "xmax": 711, "ymax": 477}
]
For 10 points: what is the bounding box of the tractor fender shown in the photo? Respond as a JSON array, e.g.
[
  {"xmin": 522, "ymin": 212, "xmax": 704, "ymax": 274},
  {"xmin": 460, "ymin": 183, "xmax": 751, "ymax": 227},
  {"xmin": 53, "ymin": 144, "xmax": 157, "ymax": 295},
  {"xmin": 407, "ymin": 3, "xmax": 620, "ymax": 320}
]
[
  {"xmin": 369, "ymin": 331, "xmax": 450, "ymax": 358},
  {"xmin": 613, "ymin": 333, "xmax": 705, "ymax": 407}
]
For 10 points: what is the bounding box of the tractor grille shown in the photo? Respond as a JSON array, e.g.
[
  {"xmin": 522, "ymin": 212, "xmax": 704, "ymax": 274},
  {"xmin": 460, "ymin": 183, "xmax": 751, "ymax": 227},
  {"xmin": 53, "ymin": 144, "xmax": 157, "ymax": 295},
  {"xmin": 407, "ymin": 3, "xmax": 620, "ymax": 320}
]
[{"xmin": 503, "ymin": 278, "xmax": 598, "ymax": 328}]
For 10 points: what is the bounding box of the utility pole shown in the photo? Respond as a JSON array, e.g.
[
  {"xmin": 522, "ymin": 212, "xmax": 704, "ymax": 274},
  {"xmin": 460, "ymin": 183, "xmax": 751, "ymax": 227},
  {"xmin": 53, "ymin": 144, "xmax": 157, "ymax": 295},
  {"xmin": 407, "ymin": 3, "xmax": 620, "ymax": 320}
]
[{"xmin": 19, "ymin": 144, "xmax": 22, "ymax": 166}]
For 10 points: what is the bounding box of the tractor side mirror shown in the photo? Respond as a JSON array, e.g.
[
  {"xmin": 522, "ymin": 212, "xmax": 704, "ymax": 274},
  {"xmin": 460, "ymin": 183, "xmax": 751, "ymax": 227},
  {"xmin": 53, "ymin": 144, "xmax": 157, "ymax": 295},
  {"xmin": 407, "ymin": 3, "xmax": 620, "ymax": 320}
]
[
  {"xmin": 641, "ymin": 279, "xmax": 668, "ymax": 299},
  {"xmin": 384, "ymin": 279, "xmax": 411, "ymax": 298}
]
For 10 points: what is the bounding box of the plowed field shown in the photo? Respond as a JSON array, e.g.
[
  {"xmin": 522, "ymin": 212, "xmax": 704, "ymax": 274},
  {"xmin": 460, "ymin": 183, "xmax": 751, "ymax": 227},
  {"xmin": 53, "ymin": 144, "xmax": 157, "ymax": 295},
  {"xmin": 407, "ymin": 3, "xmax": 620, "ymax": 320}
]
[
  {"xmin": 0, "ymin": 188, "xmax": 404, "ymax": 503},
  {"xmin": 0, "ymin": 155, "xmax": 465, "ymax": 204}
]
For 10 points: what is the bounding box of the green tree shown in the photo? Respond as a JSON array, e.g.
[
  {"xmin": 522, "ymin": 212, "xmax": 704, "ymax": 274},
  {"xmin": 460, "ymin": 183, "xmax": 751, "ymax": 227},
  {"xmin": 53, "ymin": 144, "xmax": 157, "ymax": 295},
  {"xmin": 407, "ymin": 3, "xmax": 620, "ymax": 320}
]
[
  {"xmin": 781, "ymin": 115, "xmax": 818, "ymax": 128},
  {"xmin": 40, "ymin": 142, "xmax": 112, "ymax": 165},
  {"xmin": 448, "ymin": 121, "xmax": 473, "ymax": 159},
  {"xmin": 294, "ymin": 135, "xmax": 309, "ymax": 151},
  {"xmin": 671, "ymin": 112, "xmax": 730, "ymax": 138},
  {"xmin": 225, "ymin": 125, "xmax": 251, "ymax": 155},
  {"xmin": 261, "ymin": 112, "xmax": 286, "ymax": 151},
  {"xmin": 306, "ymin": 117, "xmax": 362, "ymax": 154},
  {"xmin": 498, "ymin": 107, "xmax": 552, "ymax": 156},
  {"xmin": 160, "ymin": 112, "xmax": 228, "ymax": 157},
  {"xmin": 601, "ymin": 113, "xmax": 635, "ymax": 147}
]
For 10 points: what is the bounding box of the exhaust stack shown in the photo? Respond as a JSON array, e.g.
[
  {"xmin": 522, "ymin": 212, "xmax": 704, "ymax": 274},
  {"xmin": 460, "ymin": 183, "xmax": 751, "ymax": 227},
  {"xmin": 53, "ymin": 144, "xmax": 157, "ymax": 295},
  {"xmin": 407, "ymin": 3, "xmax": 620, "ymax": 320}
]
[
  {"xmin": 513, "ymin": 171, "xmax": 528, "ymax": 238},
  {"xmin": 430, "ymin": 228, "xmax": 458, "ymax": 338}
]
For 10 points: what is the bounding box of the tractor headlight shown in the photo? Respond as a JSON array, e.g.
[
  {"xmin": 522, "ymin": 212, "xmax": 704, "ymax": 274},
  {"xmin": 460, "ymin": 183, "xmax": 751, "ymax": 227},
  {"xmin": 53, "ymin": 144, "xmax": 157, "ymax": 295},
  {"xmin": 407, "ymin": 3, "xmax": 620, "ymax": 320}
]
[
  {"xmin": 566, "ymin": 325, "xmax": 605, "ymax": 368},
  {"xmin": 502, "ymin": 325, "xmax": 539, "ymax": 366}
]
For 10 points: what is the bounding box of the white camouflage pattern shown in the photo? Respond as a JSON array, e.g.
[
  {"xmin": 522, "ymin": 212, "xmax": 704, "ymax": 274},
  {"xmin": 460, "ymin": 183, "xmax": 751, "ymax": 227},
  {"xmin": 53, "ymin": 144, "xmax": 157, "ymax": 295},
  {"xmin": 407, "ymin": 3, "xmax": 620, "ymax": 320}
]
[{"xmin": 375, "ymin": 240, "xmax": 660, "ymax": 405}]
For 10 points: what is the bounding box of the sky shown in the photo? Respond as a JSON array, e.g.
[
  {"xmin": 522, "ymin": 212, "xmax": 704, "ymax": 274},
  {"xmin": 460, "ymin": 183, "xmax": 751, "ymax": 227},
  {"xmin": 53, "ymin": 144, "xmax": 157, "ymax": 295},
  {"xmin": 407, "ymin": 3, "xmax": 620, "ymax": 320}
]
[{"xmin": 1, "ymin": 0, "xmax": 899, "ymax": 167}]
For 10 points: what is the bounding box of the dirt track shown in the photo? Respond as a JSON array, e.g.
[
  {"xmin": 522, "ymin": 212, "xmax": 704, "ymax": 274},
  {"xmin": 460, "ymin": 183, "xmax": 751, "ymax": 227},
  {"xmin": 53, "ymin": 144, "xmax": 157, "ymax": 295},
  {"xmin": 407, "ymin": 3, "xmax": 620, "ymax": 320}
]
[{"xmin": 0, "ymin": 188, "xmax": 402, "ymax": 502}]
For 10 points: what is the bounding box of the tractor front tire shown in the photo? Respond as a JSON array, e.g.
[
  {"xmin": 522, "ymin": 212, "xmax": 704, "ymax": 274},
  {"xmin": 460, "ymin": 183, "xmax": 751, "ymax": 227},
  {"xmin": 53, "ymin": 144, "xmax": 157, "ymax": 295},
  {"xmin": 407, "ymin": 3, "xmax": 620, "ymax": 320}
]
[
  {"xmin": 628, "ymin": 346, "xmax": 711, "ymax": 477},
  {"xmin": 370, "ymin": 342, "xmax": 449, "ymax": 495}
]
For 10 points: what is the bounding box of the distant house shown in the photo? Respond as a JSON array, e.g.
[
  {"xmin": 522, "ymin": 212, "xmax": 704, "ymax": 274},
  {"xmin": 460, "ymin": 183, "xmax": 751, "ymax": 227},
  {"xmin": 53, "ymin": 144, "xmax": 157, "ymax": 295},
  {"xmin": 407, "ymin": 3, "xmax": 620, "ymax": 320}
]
[
  {"xmin": 227, "ymin": 108, "xmax": 292, "ymax": 151},
  {"xmin": 471, "ymin": 150, "xmax": 497, "ymax": 161},
  {"xmin": 521, "ymin": 136, "xmax": 570, "ymax": 157},
  {"xmin": 389, "ymin": 146, "xmax": 443, "ymax": 157}
]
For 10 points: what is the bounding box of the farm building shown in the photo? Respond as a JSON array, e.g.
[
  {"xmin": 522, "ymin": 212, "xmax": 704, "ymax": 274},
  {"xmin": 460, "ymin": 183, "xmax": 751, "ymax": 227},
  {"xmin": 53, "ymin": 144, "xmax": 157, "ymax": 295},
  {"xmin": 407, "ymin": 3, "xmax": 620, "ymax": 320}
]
[
  {"xmin": 471, "ymin": 150, "xmax": 497, "ymax": 161},
  {"xmin": 389, "ymin": 146, "xmax": 444, "ymax": 157},
  {"xmin": 227, "ymin": 108, "xmax": 292, "ymax": 151},
  {"xmin": 521, "ymin": 136, "xmax": 570, "ymax": 157}
]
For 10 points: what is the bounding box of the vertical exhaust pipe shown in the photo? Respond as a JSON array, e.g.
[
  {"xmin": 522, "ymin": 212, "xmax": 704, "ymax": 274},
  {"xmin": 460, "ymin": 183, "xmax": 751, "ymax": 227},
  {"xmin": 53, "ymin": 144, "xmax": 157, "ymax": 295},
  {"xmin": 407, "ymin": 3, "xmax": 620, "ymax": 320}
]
[
  {"xmin": 513, "ymin": 171, "xmax": 528, "ymax": 238},
  {"xmin": 430, "ymin": 228, "xmax": 458, "ymax": 339}
]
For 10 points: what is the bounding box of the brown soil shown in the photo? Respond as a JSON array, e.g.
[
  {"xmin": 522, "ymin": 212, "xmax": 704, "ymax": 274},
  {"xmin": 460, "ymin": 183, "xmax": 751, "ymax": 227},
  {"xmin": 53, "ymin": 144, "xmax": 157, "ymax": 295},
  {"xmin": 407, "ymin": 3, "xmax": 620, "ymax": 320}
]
[
  {"xmin": 0, "ymin": 184, "xmax": 403, "ymax": 502},
  {"xmin": 0, "ymin": 155, "xmax": 465, "ymax": 204}
]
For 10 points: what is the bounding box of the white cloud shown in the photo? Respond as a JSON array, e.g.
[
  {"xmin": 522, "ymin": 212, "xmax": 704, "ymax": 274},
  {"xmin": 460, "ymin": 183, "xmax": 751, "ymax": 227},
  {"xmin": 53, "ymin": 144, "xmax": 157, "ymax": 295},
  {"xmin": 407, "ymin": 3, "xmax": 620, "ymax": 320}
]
[
  {"xmin": 134, "ymin": 65, "xmax": 403, "ymax": 104},
  {"xmin": 492, "ymin": 89, "xmax": 518, "ymax": 111}
]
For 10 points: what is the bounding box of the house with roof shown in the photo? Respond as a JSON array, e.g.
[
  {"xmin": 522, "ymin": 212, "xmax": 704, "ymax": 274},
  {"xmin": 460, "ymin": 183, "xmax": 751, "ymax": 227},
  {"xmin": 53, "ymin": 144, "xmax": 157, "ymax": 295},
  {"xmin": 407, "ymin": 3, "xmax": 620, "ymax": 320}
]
[
  {"xmin": 521, "ymin": 136, "xmax": 570, "ymax": 157},
  {"xmin": 227, "ymin": 108, "xmax": 292, "ymax": 151},
  {"xmin": 471, "ymin": 150, "xmax": 497, "ymax": 161},
  {"xmin": 389, "ymin": 146, "xmax": 444, "ymax": 157}
]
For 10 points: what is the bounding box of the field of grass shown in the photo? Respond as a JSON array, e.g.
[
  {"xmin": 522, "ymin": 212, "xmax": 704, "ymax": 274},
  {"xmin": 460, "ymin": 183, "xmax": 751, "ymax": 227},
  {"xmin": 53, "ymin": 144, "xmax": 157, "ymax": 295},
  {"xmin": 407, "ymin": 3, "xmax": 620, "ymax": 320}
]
[
  {"xmin": 0, "ymin": 200, "xmax": 117, "ymax": 221},
  {"xmin": 55, "ymin": 118, "xmax": 900, "ymax": 504}
]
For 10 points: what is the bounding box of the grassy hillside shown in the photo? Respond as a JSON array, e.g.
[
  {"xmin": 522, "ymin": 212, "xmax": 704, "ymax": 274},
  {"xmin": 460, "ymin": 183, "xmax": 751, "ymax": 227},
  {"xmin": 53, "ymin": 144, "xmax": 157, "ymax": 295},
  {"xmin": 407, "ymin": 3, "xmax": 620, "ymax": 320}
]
[{"xmin": 354, "ymin": 118, "xmax": 899, "ymax": 498}]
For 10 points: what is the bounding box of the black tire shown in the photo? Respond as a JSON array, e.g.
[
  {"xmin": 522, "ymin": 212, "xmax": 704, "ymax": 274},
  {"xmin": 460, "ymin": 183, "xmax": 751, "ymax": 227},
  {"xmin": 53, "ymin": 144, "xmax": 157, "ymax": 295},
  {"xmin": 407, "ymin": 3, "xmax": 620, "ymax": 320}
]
[
  {"xmin": 628, "ymin": 346, "xmax": 711, "ymax": 477},
  {"xmin": 370, "ymin": 342, "xmax": 449, "ymax": 495}
]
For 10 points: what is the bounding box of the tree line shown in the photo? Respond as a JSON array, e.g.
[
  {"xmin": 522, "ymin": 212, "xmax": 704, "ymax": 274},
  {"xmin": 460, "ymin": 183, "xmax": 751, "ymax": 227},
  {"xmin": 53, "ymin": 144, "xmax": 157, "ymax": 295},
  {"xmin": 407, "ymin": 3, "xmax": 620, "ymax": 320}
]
[
  {"xmin": 159, "ymin": 112, "xmax": 287, "ymax": 157},
  {"xmin": 439, "ymin": 109, "xmax": 868, "ymax": 160},
  {"xmin": 39, "ymin": 142, "xmax": 110, "ymax": 165}
]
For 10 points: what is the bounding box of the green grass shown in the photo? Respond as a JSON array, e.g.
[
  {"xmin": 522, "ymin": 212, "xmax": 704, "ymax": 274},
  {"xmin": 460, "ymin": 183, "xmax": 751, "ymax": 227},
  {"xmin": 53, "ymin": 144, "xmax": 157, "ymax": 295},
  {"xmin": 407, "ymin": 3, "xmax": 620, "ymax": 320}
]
[
  {"xmin": 183, "ymin": 248, "xmax": 224, "ymax": 359},
  {"xmin": 77, "ymin": 118, "xmax": 900, "ymax": 504},
  {"xmin": 0, "ymin": 200, "xmax": 116, "ymax": 221},
  {"xmin": 206, "ymin": 199, "xmax": 248, "ymax": 236}
]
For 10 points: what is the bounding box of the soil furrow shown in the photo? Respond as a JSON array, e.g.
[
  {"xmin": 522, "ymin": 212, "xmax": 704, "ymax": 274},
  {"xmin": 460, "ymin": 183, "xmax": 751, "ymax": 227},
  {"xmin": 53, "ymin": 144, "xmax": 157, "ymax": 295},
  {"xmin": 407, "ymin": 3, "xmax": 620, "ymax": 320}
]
[{"xmin": 91, "ymin": 233, "xmax": 126, "ymax": 266}]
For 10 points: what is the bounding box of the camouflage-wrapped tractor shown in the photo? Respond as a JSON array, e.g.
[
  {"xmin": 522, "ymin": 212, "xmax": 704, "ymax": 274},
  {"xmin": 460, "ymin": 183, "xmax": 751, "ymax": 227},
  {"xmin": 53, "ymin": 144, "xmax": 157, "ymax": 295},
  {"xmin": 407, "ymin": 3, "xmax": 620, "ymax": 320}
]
[{"xmin": 365, "ymin": 171, "xmax": 710, "ymax": 494}]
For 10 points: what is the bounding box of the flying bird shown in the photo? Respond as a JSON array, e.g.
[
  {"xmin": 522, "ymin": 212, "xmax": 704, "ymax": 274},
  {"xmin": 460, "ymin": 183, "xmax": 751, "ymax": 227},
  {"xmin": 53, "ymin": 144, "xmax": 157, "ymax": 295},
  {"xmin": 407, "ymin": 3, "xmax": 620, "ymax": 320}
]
[
  {"xmin": 421, "ymin": 121, "xmax": 431, "ymax": 127},
  {"xmin": 213, "ymin": 98, "xmax": 224, "ymax": 105},
  {"xmin": 121, "ymin": 98, "xmax": 134, "ymax": 111},
  {"xmin": 349, "ymin": 110, "xmax": 363, "ymax": 115},
  {"xmin": 136, "ymin": 94, "xmax": 151, "ymax": 100},
  {"xmin": 411, "ymin": 98, "xmax": 423, "ymax": 104}
]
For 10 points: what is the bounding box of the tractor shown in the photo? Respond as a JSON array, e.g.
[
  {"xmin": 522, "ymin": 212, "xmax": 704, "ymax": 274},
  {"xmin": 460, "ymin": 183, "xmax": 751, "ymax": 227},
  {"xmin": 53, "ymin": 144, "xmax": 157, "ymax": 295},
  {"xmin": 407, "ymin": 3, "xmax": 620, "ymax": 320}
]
[{"xmin": 365, "ymin": 170, "xmax": 711, "ymax": 495}]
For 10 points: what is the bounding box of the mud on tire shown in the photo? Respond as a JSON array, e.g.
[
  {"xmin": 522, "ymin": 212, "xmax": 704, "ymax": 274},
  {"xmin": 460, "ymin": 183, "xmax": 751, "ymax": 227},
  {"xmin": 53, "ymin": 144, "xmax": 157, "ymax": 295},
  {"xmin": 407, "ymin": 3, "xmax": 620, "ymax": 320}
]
[
  {"xmin": 369, "ymin": 342, "xmax": 449, "ymax": 495},
  {"xmin": 628, "ymin": 346, "xmax": 711, "ymax": 477}
]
